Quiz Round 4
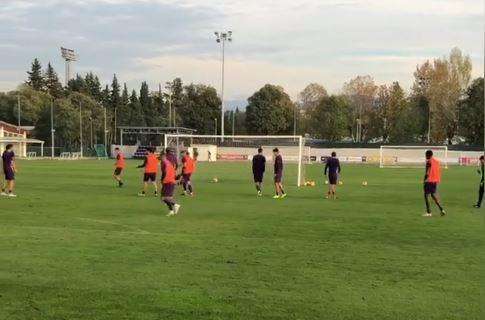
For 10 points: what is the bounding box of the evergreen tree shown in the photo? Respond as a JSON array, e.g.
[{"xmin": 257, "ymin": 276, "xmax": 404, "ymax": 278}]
[
  {"xmin": 26, "ymin": 58, "xmax": 44, "ymax": 91},
  {"xmin": 110, "ymin": 74, "xmax": 121, "ymax": 111},
  {"xmin": 118, "ymin": 83, "xmax": 130, "ymax": 126},
  {"xmin": 67, "ymin": 74, "xmax": 87, "ymax": 93},
  {"xmin": 129, "ymin": 89, "xmax": 145, "ymax": 126},
  {"xmin": 44, "ymin": 62, "xmax": 63, "ymax": 98},
  {"xmin": 85, "ymin": 72, "xmax": 102, "ymax": 101},
  {"xmin": 140, "ymin": 82, "xmax": 155, "ymax": 126},
  {"xmin": 101, "ymin": 85, "xmax": 111, "ymax": 108}
]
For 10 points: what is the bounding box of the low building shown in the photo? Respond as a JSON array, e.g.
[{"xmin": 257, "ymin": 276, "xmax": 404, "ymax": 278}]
[{"xmin": 0, "ymin": 121, "xmax": 44, "ymax": 157}]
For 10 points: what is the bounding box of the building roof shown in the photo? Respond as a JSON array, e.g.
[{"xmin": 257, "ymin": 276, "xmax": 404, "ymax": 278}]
[
  {"xmin": 0, "ymin": 137, "xmax": 44, "ymax": 144},
  {"xmin": 0, "ymin": 121, "xmax": 34, "ymax": 134}
]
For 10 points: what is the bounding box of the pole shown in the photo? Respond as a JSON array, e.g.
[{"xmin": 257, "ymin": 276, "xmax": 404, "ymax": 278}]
[
  {"xmin": 168, "ymin": 93, "xmax": 172, "ymax": 126},
  {"xmin": 114, "ymin": 107, "xmax": 117, "ymax": 145},
  {"xmin": 104, "ymin": 106, "xmax": 107, "ymax": 157},
  {"xmin": 50, "ymin": 100, "xmax": 54, "ymax": 158},
  {"xmin": 215, "ymin": 118, "xmax": 218, "ymax": 135},
  {"xmin": 17, "ymin": 95, "xmax": 21, "ymax": 133},
  {"xmin": 79, "ymin": 101, "xmax": 83, "ymax": 157},
  {"xmin": 427, "ymin": 107, "xmax": 431, "ymax": 144},
  {"xmin": 483, "ymin": 31, "xmax": 484, "ymax": 156},
  {"xmin": 90, "ymin": 118, "xmax": 93, "ymax": 149},
  {"xmin": 221, "ymin": 38, "xmax": 225, "ymax": 141},
  {"xmin": 232, "ymin": 110, "xmax": 235, "ymax": 137}
]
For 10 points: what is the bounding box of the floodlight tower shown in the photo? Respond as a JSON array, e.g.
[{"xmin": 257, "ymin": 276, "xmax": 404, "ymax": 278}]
[
  {"xmin": 214, "ymin": 31, "xmax": 232, "ymax": 141},
  {"xmin": 60, "ymin": 47, "xmax": 77, "ymax": 86}
]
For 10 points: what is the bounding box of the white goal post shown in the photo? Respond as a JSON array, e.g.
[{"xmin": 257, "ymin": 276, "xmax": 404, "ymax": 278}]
[
  {"xmin": 380, "ymin": 145, "xmax": 448, "ymax": 168},
  {"xmin": 164, "ymin": 134, "xmax": 307, "ymax": 186}
]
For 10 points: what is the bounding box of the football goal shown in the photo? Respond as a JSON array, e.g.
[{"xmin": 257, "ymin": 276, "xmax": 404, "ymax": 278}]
[
  {"xmin": 380, "ymin": 145, "xmax": 448, "ymax": 168},
  {"xmin": 164, "ymin": 134, "xmax": 308, "ymax": 186}
]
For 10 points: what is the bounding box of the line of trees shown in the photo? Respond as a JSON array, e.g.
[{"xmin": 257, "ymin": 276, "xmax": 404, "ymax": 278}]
[{"xmin": 0, "ymin": 47, "xmax": 483, "ymax": 151}]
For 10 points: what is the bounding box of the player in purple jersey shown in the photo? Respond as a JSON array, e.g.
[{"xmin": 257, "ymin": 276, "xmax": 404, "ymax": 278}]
[
  {"xmin": 252, "ymin": 147, "xmax": 266, "ymax": 196},
  {"xmin": 324, "ymin": 152, "xmax": 341, "ymax": 199},
  {"xmin": 272, "ymin": 148, "xmax": 286, "ymax": 199},
  {"xmin": 1, "ymin": 144, "xmax": 17, "ymax": 197}
]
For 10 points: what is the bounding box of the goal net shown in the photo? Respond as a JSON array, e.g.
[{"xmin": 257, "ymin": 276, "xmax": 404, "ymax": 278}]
[
  {"xmin": 164, "ymin": 134, "xmax": 308, "ymax": 186},
  {"xmin": 380, "ymin": 145, "xmax": 448, "ymax": 168}
]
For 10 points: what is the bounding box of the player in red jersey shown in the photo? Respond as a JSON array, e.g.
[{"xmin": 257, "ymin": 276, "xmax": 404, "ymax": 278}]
[
  {"xmin": 423, "ymin": 150, "xmax": 446, "ymax": 217},
  {"xmin": 137, "ymin": 147, "xmax": 159, "ymax": 197},
  {"xmin": 113, "ymin": 147, "xmax": 125, "ymax": 187},
  {"xmin": 181, "ymin": 151, "xmax": 197, "ymax": 196}
]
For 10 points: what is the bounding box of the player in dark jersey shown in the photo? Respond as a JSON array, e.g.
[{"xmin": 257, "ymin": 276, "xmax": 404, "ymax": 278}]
[
  {"xmin": 324, "ymin": 152, "xmax": 341, "ymax": 199},
  {"xmin": 1, "ymin": 144, "xmax": 17, "ymax": 197},
  {"xmin": 272, "ymin": 148, "xmax": 286, "ymax": 199},
  {"xmin": 252, "ymin": 147, "xmax": 266, "ymax": 196},
  {"xmin": 474, "ymin": 155, "xmax": 484, "ymax": 208},
  {"xmin": 160, "ymin": 151, "xmax": 181, "ymax": 216}
]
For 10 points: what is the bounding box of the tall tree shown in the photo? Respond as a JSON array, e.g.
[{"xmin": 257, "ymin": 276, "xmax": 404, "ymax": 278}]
[
  {"xmin": 298, "ymin": 83, "xmax": 328, "ymax": 111},
  {"xmin": 181, "ymin": 84, "xmax": 221, "ymax": 133},
  {"xmin": 139, "ymin": 82, "xmax": 156, "ymax": 126},
  {"xmin": 245, "ymin": 84, "xmax": 294, "ymax": 135},
  {"xmin": 308, "ymin": 95, "xmax": 348, "ymax": 141},
  {"xmin": 110, "ymin": 74, "xmax": 121, "ymax": 111},
  {"xmin": 67, "ymin": 74, "xmax": 87, "ymax": 94},
  {"xmin": 165, "ymin": 78, "xmax": 184, "ymax": 126},
  {"xmin": 44, "ymin": 63, "xmax": 63, "ymax": 98},
  {"xmin": 413, "ymin": 47, "xmax": 472, "ymax": 143},
  {"xmin": 118, "ymin": 83, "xmax": 130, "ymax": 126},
  {"xmin": 342, "ymin": 75, "xmax": 378, "ymax": 141},
  {"xmin": 26, "ymin": 58, "xmax": 44, "ymax": 91},
  {"xmin": 129, "ymin": 89, "xmax": 145, "ymax": 126},
  {"xmin": 85, "ymin": 72, "xmax": 102, "ymax": 101},
  {"xmin": 458, "ymin": 78, "xmax": 484, "ymax": 145}
]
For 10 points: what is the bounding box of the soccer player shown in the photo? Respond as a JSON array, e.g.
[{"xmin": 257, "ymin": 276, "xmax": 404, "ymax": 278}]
[
  {"xmin": 181, "ymin": 151, "xmax": 196, "ymax": 196},
  {"xmin": 137, "ymin": 147, "xmax": 159, "ymax": 197},
  {"xmin": 272, "ymin": 148, "xmax": 286, "ymax": 199},
  {"xmin": 113, "ymin": 147, "xmax": 125, "ymax": 187},
  {"xmin": 423, "ymin": 150, "xmax": 446, "ymax": 217},
  {"xmin": 1, "ymin": 144, "xmax": 17, "ymax": 197},
  {"xmin": 160, "ymin": 151, "xmax": 181, "ymax": 216},
  {"xmin": 166, "ymin": 148, "xmax": 178, "ymax": 169},
  {"xmin": 324, "ymin": 152, "xmax": 341, "ymax": 199},
  {"xmin": 252, "ymin": 147, "xmax": 266, "ymax": 196},
  {"xmin": 474, "ymin": 155, "xmax": 484, "ymax": 208}
]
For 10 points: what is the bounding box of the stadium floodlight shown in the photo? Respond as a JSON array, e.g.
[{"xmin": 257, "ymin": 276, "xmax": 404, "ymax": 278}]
[
  {"xmin": 60, "ymin": 47, "xmax": 77, "ymax": 86},
  {"xmin": 213, "ymin": 30, "xmax": 233, "ymax": 141}
]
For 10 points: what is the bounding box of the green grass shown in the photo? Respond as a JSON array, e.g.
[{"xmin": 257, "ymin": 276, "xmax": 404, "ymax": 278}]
[{"xmin": 0, "ymin": 159, "xmax": 482, "ymax": 320}]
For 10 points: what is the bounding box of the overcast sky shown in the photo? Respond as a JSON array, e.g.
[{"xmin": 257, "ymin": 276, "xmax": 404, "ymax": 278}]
[{"xmin": 0, "ymin": 0, "xmax": 483, "ymax": 107}]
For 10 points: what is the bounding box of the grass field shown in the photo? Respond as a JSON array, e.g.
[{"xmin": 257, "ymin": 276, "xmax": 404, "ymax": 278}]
[{"xmin": 0, "ymin": 159, "xmax": 482, "ymax": 320}]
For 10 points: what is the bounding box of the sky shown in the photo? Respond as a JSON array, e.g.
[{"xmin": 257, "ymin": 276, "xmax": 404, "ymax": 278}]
[{"xmin": 0, "ymin": 0, "xmax": 483, "ymax": 108}]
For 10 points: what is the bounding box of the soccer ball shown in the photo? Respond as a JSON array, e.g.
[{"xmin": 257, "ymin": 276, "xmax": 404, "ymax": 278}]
[
  {"xmin": 362, "ymin": 181, "xmax": 368, "ymax": 186},
  {"xmin": 212, "ymin": 177, "xmax": 219, "ymax": 183},
  {"xmin": 324, "ymin": 180, "xmax": 329, "ymax": 185},
  {"xmin": 338, "ymin": 181, "xmax": 343, "ymax": 185}
]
